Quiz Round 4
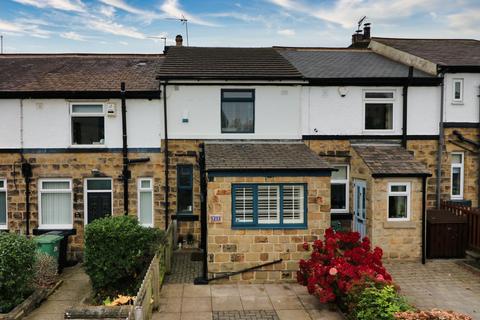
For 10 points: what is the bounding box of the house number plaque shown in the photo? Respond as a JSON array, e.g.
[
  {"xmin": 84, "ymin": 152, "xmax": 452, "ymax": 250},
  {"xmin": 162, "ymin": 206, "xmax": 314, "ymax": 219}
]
[{"xmin": 209, "ymin": 215, "xmax": 222, "ymax": 223}]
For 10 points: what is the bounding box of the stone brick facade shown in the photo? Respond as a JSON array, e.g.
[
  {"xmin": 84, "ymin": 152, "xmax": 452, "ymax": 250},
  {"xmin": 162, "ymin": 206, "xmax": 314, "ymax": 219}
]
[
  {"xmin": 206, "ymin": 175, "xmax": 331, "ymax": 283},
  {"xmin": 0, "ymin": 151, "xmax": 165, "ymax": 260}
]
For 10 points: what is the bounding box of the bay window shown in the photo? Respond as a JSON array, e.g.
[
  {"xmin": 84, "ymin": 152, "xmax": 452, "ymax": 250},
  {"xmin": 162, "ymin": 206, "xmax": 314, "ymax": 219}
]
[{"xmin": 39, "ymin": 179, "xmax": 73, "ymax": 229}]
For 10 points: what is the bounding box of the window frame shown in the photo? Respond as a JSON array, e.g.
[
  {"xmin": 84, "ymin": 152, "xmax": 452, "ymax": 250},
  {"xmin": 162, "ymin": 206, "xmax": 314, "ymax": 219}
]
[
  {"xmin": 387, "ymin": 182, "xmax": 411, "ymax": 221},
  {"xmin": 331, "ymin": 165, "xmax": 349, "ymax": 214},
  {"xmin": 38, "ymin": 178, "xmax": 73, "ymax": 230},
  {"xmin": 137, "ymin": 178, "xmax": 154, "ymax": 227},
  {"xmin": 450, "ymin": 152, "xmax": 464, "ymax": 200},
  {"xmin": 176, "ymin": 165, "xmax": 194, "ymax": 214},
  {"xmin": 452, "ymin": 79, "xmax": 464, "ymax": 104},
  {"xmin": 70, "ymin": 102, "xmax": 106, "ymax": 147},
  {"xmin": 0, "ymin": 179, "xmax": 7, "ymax": 230},
  {"xmin": 220, "ymin": 89, "xmax": 255, "ymax": 134},
  {"xmin": 231, "ymin": 183, "xmax": 307, "ymax": 229},
  {"xmin": 83, "ymin": 177, "xmax": 113, "ymax": 226},
  {"xmin": 363, "ymin": 90, "xmax": 395, "ymax": 132}
]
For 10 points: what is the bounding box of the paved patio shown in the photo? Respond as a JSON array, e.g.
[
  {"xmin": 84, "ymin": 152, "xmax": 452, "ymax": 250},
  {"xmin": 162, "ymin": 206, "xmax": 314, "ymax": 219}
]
[
  {"xmin": 24, "ymin": 264, "xmax": 91, "ymax": 320},
  {"xmin": 386, "ymin": 260, "xmax": 480, "ymax": 320},
  {"xmin": 153, "ymin": 283, "xmax": 344, "ymax": 320}
]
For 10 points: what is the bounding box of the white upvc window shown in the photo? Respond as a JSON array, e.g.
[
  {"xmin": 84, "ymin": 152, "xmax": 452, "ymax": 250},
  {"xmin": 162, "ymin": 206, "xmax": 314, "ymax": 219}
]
[
  {"xmin": 0, "ymin": 180, "xmax": 7, "ymax": 229},
  {"xmin": 331, "ymin": 165, "xmax": 349, "ymax": 213},
  {"xmin": 452, "ymin": 79, "xmax": 464, "ymax": 103},
  {"xmin": 138, "ymin": 178, "xmax": 153, "ymax": 227},
  {"xmin": 451, "ymin": 152, "xmax": 464, "ymax": 199},
  {"xmin": 387, "ymin": 182, "xmax": 410, "ymax": 221},
  {"xmin": 71, "ymin": 103, "xmax": 105, "ymax": 146},
  {"xmin": 363, "ymin": 91, "xmax": 395, "ymax": 131},
  {"xmin": 38, "ymin": 179, "xmax": 73, "ymax": 229}
]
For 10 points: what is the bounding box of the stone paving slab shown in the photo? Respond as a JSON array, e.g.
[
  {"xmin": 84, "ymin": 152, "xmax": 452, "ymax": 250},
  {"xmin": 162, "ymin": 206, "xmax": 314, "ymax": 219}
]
[{"xmin": 386, "ymin": 260, "xmax": 480, "ymax": 320}]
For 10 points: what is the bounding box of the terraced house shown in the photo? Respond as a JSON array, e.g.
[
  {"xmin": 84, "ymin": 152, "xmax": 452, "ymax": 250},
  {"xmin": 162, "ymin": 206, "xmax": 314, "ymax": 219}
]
[{"xmin": 0, "ymin": 29, "xmax": 479, "ymax": 282}]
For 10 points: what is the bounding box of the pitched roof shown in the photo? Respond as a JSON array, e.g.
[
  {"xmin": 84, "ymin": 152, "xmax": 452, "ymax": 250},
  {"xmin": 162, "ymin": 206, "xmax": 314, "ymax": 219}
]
[
  {"xmin": 0, "ymin": 54, "xmax": 164, "ymax": 96},
  {"xmin": 372, "ymin": 38, "xmax": 480, "ymax": 67},
  {"xmin": 158, "ymin": 47, "xmax": 303, "ymax": 80},
  {"xmin": 204, "ymin": 142, "xmax": 332, "ymax": 171},
  {"xmin": 277, "ymin": 48, "xmax": 433, "ymax": 79},
  {"xmin": 353, "ymin": 145, "xmax": 431, "ymax": 177}
]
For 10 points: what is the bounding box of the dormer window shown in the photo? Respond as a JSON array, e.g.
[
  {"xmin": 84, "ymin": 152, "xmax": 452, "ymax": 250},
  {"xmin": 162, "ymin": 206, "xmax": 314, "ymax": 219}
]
[{"xmin": 453, "ymin": 79, "xmax": 463, "ymax": 103}]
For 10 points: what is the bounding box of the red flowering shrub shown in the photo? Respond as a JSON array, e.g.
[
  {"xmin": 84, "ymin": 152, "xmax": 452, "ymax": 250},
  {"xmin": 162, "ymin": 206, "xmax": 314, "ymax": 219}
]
[{"xmin": 297, "ymin": 228, "xmax": 392, "ymax": 305}]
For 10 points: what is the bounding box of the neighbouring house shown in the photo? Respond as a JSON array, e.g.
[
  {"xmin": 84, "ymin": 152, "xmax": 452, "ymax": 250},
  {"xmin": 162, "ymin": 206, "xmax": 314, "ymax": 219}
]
[{"xmin": 0, "ymin": 28, "xmax": 479, "ymax": 282}]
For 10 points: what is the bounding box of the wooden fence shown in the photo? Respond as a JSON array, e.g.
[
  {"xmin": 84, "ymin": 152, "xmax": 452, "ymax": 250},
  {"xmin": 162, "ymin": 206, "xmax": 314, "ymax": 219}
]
[
  {"xmin": 128, "ymin": 223, "xmax": 175, "ymax": 320},
  {"xmin": 441, "ymin": 201, "xmax": 480, "ymax": 252}
]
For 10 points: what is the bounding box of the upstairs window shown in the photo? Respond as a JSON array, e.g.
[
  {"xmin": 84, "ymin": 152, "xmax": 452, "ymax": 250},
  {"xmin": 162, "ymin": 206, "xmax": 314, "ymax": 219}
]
[
  {"xmin": 177, "ymin": 165, "xmax": 193, "ymax": 214},
  {"xmin": 138, "ymin": 178, "xmax": 153, "ymax": 227},
  {"xmin": 388, "ymin": 182, "xmax": 410, "ymax": 221},
  {"xmin": 71, "ymin": 104, "xmax": 105, "ymax": 145},
  {"xmin": 39, "ymin": 179, "xmax": 73, "ymax": 229},
  {"xmin": 451, "ymin": 153, "xmax": 464, "ymax": 199},
  {"xmin": 0, "ymin": 180, "xmax": 7, "ymax": 229},
  {"xmin": 453, "ymin": 79, "xmax": 463, "ymax": 103},
  {"xmin": 331, "ymin": 165, "xmax": 349, "ymax": 213},
  {"xmin": 232, "ymin": 184, "xmax": 306, "ymax": 228},
  {"xmin": 221, "ymin": 90, "xmax": 254, "ymax": 133},
  {"xmin": 364, "ymin": 91, "xmax": 394, "ymax": 131}
]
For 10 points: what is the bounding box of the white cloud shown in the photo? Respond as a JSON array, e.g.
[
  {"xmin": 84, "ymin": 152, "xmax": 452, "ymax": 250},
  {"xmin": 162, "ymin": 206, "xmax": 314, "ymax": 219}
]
[
  {"xmin": 161, "ymin": 0, "xmax": 217, "ymax": 26},
  {"xmin": 89, "ymin": 19, "xmax": 146, "ymax": 39},
  {"xmin": 119, "ymin": 40, "xmax": 128, "ymax": 45},
  {"xmin": 0, "ymin": 19, "xmax": 52, "ymax": 38},
  {"xmin": 447, "ymin": 9, "xmax": 480, "ymax": 36},
  {"xmin": 60, "ymin": 31, "xmax": 86, "ymax": 41},
  {"xmin": 99, "ymin": 5, "xmax": 116, "ymax": 18},
  {"xmin": 277, "ymin": 28, "xmax": 295, "ymax": 36},
  {"xmin": 99, "ymin": 0, "xmax": 162, "ymax": 21},
  {"xmin": 12, "ymin": 0, "xmax": 85, "ymax": 12}
]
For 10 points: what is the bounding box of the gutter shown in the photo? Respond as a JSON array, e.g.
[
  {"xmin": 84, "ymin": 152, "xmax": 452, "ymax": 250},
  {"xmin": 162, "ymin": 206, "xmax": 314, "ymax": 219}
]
[
  {"xmin": 0, "ymin": 91, "xmax": 161, "ymax": 100},
  {"xmin": 435, "ymin": 72, "xmax": 445, "ymax": 209}
]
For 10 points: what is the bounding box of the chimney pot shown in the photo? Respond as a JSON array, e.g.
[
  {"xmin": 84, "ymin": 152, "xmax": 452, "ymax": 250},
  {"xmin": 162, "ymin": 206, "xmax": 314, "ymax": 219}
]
[
  {"xmin": 363, "ymin": 23, "xmax": 371, "ymax": 40},
  {"xmin": 175, "ymin": 34, "xmax": 183, "ymax": 46}
]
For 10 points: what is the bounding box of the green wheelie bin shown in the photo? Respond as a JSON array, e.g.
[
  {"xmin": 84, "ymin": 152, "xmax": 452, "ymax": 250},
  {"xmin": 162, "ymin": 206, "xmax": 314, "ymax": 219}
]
[{"xmin": 33, "ymin": 234, "xmax": 63, "ymax": 263}]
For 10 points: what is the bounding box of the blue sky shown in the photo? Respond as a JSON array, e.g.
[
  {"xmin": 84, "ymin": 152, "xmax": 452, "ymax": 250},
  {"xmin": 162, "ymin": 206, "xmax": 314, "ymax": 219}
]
[{"xmin": 0, "ymin": 0, "xmax": 479, "ymax": 53}]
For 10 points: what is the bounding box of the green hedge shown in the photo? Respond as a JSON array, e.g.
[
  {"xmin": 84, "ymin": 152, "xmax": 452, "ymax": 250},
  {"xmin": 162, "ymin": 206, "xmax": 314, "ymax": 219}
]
[
  {"xmin": 0, "ymin": 233, "xmax": 36, "ymax": 313},
  {"xmin": 84, "ymin": 216, "xmax": 164, "ymax": 300}
]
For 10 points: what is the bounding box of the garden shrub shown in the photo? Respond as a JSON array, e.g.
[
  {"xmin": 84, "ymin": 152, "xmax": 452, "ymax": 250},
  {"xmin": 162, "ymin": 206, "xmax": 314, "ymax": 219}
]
[
  {"xmin": 0, "ymin": 233, "xmax": 36, "ymax": 313},
  {"xmin": 33, "ymin": 252, "xmax": 58, "ymax": 288},
  {"xmin": 348, "ymin": 284, "xmax": 411, "ymax": 320},
  {"xmin": 297, "ymin": 228, "xmax": 392, "ymax": 305},
  {"xmin": 84, "ymin": 216, "xmax": 164, "ymax": 300},
  {"xmin": 395, "ymin": 310, "xmax": 473, "ymax": 320}
]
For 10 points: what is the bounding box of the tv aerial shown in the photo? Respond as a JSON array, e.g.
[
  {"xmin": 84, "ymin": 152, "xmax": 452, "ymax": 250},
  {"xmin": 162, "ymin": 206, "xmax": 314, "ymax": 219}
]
[{"xmin": 165, "ymin": 14, "xmax": 189, "ymax": 46}]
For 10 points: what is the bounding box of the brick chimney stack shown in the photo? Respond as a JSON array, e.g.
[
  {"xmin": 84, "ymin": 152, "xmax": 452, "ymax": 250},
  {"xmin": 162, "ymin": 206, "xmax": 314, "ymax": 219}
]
[
  {"xmin": 175, "ymin": 34, "xmax": 183, "ymax": 46},
  {"xmin": 350, "ymin": 23, "xmax": 371, "ymax": 48}
]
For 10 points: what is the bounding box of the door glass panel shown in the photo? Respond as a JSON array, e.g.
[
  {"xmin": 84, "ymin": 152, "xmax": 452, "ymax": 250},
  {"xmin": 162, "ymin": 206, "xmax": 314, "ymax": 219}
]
[
  {"xmin": 331, "ymin": 184, "xmax": 346, "ymax": 210},
  {"xmin": 0, "ymin": 192, "xmax": 6, "ymax": 225},
  {"xmin": 452, "ymin": 167, "xmax": 461, "ymax": 196},
  {"xmin": 87, "ymin": 179, "xmax": 112, "ymax": 190},
  {"xmin": 87, "ymin": 192, "xmax": 112, "ymax": 223}
]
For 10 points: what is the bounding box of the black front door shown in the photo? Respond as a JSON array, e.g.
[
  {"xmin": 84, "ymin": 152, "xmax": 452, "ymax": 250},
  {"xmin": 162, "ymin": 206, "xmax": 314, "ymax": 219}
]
[{"xmin": 87, "ymin": 192, "xmax": 112, "ymax": 224}]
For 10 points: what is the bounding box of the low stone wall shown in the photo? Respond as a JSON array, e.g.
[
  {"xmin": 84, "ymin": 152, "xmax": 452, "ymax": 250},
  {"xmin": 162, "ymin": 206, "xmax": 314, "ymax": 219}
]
[{"xmin": 206, "ymin": 175, "xmax": 331, "ymax": 283}]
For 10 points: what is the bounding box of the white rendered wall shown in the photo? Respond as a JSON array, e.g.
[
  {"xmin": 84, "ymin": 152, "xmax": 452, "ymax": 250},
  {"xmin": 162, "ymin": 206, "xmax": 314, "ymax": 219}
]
[
  {"xmin": 444, "ymin": 73, "xmax": 480, "ymax": 123},
  {"xmin": 407, "ymin": 87, "xmax": 440, "ymax": 135},
  {"xmin": 0, "ymin": 99, "xmax": 162, "ymax": 149},
  {"xmin": 166, "ymin": 85, "xmax": 302, "ymax": 139}
]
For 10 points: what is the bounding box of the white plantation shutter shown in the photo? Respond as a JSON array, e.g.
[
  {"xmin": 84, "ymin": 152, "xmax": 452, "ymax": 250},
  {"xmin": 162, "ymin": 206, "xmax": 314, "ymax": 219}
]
[
  {"xmin": 234, "ymin": 186, "xmax": 254, "ymax": 223},
  {"xmin": 282, "ymin": 185, "xmax": 304, "ymax": 224},
  {"xmin": 258, "ymin": 185, "xmax": 280, "ymax": 224}
]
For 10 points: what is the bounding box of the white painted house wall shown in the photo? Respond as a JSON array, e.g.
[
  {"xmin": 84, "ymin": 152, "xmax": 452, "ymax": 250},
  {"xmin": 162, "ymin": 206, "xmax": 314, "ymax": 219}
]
[
  {"xmin": 166, "ymin": 85, "xmax": 302, "ymax": 139},
  {"xmin": 0, "ymin": 99, "xmax": 162, "ymax": 149},
  {"xmin": 407, "ymin": 87, "xmax": 440, "ymax": 135},
  {"xmin": 444, "ymin": 73, "xmax": 480, "ymax": 123}
]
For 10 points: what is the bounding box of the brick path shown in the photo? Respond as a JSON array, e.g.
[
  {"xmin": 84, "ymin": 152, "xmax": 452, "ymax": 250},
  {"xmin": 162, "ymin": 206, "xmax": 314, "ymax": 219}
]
[
  {"xmin": 153, "ymin": 283, "xmax": 343, "ymax": 320},
  {"xmin": 386, "ymin": 260, "xmax": 480, "ymax": 320},
  {"xmin": 165, "ymin": 251, "xmax": 203, "ymax": 284},
  {"xmin": 24, "ymin": 265, "xmax": 91, "ymax": 320}
]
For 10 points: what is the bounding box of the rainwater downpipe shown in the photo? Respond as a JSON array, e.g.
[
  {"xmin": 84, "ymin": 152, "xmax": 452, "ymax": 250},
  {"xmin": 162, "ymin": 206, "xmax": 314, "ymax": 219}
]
[
  {"xmin": 163, "ymin": 81, "xmax": 170, "ymax": 230},
  {"xmin": 435, "ymin": 73, "xmax": 445, "ymax": 209},
  {"xmin": 477, "ymin": 85, "xmax": 480, "ymax": 207},
  {"xmin": 421, "ymin": 176, "xmax": 427, "ymax": 264},
  {"xmin": 121, "ymin": 82, "xmax": 130, "ymax": 215},
  {"xmin": 402, "ymin": 67, "xmax": 413, "ymax": 148}
]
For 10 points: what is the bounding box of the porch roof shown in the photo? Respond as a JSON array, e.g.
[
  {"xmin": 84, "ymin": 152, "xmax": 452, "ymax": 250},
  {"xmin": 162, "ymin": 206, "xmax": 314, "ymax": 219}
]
[
  {"xmin": 353, "ymin": 145, "xmax": 431, "ymax": 177},
  {"xmin": 204, "ymin": 141, "xmax": 332, "ymax": 172}
]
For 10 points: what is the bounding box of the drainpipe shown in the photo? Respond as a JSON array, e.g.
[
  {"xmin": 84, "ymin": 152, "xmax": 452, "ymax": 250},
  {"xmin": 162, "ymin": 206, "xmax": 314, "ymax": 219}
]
[
  {"xmin": 19, "ymin": 99, "xmax": 32, "ymax": 235},
  {"xmin": 121, "ymin": 82, "xmax": 130, "ymax": 215},
  {"xmin": 195, "ymin": 143, "xmax": 209, "ymax": 285},
  {"xmin": 435, "ymin": 73, "xmax": 445, "ymax": 208},
  {"xmin": 162, "ymin": 81, "xmax": 170, "ymax": 230},
  {"xmin": 477, "ymin": 85, "xmax": 480, "ymax": 207},
  {"xmin": 421, "ymin": 176, "xmax": 427, "ymax": 264},
  {"xmin": 402, "ymin": 67, "xmax": 413, "ymax": 148}
]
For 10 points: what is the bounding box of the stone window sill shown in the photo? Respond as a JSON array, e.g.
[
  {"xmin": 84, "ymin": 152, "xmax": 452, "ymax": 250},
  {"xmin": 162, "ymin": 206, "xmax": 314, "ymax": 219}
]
[{"xmin": 383, "ymin": 221, "xmax": 416, "ymax": 229}]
